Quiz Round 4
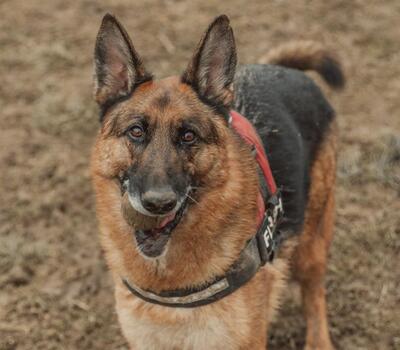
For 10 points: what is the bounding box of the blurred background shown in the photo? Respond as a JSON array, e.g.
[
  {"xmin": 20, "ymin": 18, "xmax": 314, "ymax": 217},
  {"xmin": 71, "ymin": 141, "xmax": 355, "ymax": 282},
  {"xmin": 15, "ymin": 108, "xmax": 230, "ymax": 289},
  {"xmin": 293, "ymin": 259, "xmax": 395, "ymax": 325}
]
[{"xmin": 0, "ymin": 0, "xmax": 399, "ymax": 349}]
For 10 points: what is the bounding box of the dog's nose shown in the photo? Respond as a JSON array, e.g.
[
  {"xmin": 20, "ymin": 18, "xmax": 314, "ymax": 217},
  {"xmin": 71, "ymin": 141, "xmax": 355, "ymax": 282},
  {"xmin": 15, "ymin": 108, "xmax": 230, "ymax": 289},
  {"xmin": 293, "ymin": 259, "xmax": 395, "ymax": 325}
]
[{"xmin": 141, "ymin": 189, "xmax": 177, "ymax": 215}]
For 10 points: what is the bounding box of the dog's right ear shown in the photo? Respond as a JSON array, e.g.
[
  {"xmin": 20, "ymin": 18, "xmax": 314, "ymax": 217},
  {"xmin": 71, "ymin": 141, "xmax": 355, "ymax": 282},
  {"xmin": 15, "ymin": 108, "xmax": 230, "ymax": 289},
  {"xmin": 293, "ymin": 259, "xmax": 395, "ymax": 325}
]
[
  {"xmin": 182, "ymin": 15, "xmax": 237, "ymax": 110},
  {"xmin": 93, "ymin": 14, "xmax": 152, "ymax": 110}
]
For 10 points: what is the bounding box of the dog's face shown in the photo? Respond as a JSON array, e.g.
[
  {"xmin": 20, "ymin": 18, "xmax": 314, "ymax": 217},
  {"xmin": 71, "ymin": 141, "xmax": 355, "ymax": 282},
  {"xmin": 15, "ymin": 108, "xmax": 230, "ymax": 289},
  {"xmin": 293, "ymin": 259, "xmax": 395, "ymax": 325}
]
[{"xmin": 92, "ymin": 14, "xmax": 237, "ymax": 258}]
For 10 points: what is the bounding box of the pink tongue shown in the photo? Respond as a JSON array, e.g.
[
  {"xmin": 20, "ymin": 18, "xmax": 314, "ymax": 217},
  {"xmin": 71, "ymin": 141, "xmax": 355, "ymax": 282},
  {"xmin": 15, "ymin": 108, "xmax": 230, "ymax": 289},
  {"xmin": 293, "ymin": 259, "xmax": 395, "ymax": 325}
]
[{"xmin": 157, "ymin": 212, "xmax": 176, "ymax": 229}]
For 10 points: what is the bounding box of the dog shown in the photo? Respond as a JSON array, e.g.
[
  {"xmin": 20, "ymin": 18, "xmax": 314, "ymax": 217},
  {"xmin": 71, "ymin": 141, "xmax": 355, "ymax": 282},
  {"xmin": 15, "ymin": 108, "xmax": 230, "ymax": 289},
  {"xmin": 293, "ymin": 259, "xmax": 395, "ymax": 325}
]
[{"xmin": 90, "ymin": 13, "xmax": 344, "ymax": 350}]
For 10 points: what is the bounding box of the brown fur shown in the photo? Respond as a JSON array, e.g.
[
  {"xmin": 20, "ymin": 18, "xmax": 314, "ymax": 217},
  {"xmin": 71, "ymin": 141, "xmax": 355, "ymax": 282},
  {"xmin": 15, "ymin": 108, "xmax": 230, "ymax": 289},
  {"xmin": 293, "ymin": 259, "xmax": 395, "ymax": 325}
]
[
  {"xmin": 260, "ymin": 41, "xmax": 332, "ymax": 68},
  {"xmin": 259, "ymin": 41, "xmax": 345, "ymax": 89},
  {"xmin": 91, "ymin": 78, "xmax": 338, "ymax": 349},
  {"xmin": 91, "ymin": 16, "xmax": 339, "ymax": 349},
  {"xmin": 92, "ymin": 77, "xmax": 261, "ymax": 293},
  {"xmin": 292, "ymin": 122, "xmax": 338, "ymax": 350}
]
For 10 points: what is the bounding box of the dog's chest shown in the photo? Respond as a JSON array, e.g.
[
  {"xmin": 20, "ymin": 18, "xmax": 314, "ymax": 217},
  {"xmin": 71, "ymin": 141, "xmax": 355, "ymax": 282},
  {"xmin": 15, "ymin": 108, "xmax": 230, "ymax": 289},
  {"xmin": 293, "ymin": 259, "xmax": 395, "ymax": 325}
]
[
  {"xmin": 115, "ymin": 286, "xmax": 250, "ymax": 350},
  {"xmin": 119, "ymin": 309, "xmax": 233, "ymax": 350}
]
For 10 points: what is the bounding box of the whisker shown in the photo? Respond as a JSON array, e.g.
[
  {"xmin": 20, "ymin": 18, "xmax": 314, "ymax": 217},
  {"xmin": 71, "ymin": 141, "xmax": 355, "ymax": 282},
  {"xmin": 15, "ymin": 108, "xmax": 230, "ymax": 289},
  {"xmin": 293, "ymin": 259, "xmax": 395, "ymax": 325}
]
[
  {"xmin": 186, "ymin": 193, "xmax": 200, "ymax": 205},
  {"xmin": 184, "ymin": 192, "xmax": 223, "ymax": 222}
]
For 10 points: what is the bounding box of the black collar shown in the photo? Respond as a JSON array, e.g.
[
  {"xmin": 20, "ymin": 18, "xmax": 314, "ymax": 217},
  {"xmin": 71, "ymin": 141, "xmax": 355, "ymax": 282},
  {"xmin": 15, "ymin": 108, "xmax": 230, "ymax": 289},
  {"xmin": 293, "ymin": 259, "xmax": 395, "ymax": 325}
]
[{"xmin": 122, "ymin": 193, "xmax": 283, "ymax": 308}]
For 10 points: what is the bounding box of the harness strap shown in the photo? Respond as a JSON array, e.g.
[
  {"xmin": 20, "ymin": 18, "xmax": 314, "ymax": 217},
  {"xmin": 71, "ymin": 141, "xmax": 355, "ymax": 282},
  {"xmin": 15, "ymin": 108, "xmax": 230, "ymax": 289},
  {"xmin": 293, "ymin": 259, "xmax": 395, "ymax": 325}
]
[
  {"xmin": 229, "ymin": 110, "xmax": 277, "ymax": 195},
  {"xmin": 123, "ymin": 238, "xmax": 261, "ymax": 308},
  {"xmin": 229, "ymin": 110, "xmax": 283, "ymax": 264}
]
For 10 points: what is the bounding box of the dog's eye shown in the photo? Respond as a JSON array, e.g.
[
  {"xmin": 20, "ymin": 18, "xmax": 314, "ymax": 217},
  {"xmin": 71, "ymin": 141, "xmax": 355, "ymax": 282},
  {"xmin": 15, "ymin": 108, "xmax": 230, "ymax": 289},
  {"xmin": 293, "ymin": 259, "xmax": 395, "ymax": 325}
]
[
  {"xmin": 127, "ymin": 125, "xmax": 144, "ymax": 141},
  {"xmin": 181, "ymin": 130, "xmax": 196, "ymax": 144}
]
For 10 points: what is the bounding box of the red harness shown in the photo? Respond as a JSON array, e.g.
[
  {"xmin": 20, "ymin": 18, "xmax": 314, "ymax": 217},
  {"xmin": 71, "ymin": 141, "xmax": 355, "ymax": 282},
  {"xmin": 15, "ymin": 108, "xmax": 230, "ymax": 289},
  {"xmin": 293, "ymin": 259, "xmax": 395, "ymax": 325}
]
[{"xmin": 229, "ymin": 110, "xmax": 278, "ymax": 227}]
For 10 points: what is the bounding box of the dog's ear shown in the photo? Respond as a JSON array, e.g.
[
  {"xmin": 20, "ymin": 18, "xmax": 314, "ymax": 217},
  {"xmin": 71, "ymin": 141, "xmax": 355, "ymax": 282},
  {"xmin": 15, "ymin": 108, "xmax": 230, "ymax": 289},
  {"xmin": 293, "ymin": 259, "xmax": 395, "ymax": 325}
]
[
  {"xmin": 182, "ymin": 15, "xmax": 237, "ymax": 109},
  {"xmin": 93, "ymin": 14, "xmax": 152, "ymax": 108}
]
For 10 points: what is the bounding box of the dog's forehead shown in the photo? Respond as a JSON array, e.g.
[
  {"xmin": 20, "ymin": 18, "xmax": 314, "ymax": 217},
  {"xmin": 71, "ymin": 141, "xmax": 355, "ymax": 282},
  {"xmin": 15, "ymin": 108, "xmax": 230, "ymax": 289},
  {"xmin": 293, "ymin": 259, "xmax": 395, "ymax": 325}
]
[{"xmin": 125, "ymin": 77, "xmax": 206, "ymax": 121}]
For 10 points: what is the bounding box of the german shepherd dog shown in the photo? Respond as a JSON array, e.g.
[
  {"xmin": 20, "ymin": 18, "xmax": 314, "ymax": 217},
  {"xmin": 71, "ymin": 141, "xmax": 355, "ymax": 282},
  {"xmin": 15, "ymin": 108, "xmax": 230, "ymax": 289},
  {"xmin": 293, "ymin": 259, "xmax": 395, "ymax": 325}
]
[{"xmin": 91, "ymin": 13, "xmax": 344, "ymax": 350}]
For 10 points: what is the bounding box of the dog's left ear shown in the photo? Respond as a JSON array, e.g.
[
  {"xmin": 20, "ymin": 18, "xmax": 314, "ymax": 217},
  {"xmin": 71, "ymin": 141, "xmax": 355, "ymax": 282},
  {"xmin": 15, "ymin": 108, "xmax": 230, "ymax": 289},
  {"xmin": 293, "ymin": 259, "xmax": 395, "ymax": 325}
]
[
  {"xmin": 93, "ymin": 14, "xmax": 152, "ymax": 109},
  {"xmin": 182, "ymin": 15, "xmax": 237, "ymax": 109}
]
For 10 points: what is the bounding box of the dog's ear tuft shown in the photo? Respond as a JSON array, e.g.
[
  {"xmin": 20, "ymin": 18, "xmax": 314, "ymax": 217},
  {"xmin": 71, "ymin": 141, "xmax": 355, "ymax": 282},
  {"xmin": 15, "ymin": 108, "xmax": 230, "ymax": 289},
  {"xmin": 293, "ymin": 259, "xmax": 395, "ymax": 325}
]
[
  {"xmin": 182, "ymin": 15, "xmax": 237, "ymax": 109},
  {"xmin": 93, "ymin": 14, "xmax": 152, "ymax": 108}
]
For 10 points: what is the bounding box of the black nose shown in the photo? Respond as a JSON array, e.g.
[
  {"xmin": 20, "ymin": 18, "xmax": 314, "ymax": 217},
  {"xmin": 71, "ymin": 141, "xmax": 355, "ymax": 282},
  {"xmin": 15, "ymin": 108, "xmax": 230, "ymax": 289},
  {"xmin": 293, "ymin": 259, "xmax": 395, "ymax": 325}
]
[{"xmin": 141, "ymin": 189, "xmax": 177, "ymax": 215}]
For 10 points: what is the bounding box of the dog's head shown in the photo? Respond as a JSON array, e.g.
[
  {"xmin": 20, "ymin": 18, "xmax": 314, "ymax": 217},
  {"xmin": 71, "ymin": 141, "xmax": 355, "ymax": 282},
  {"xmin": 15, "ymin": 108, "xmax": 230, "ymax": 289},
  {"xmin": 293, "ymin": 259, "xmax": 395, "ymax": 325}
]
[{"xmin": 91, "ymin": 14, "xmax": 237, "ymax": 258}]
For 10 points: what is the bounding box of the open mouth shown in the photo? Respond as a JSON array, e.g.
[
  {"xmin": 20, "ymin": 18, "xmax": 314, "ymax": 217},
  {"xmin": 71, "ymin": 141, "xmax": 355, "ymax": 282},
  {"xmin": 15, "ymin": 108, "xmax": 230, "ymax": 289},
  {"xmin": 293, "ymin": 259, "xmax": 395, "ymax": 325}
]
[{"xmin": 134, "ymin": 199, "xmax": 188, "ymax": 258}]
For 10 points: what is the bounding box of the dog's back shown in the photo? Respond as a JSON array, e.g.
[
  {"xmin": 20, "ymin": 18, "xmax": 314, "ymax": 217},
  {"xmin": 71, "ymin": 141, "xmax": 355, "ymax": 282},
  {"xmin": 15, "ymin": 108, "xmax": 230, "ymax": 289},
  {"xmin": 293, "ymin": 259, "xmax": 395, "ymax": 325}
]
[
  {"xmin": 234, "ymin": 43, "xmax": 344, "ymax": 237},
  {"xmin": 233, "ymin": 43, "xmax": 343, "ymax": 349}
]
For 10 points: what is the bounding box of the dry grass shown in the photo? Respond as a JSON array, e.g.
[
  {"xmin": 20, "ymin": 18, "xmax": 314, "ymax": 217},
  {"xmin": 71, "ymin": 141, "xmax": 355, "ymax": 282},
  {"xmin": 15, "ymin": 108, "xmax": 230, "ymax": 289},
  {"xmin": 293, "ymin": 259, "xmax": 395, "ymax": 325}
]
[{"xmin": 0, "ymin": 0, "xmax": 399, "ymax": 349}]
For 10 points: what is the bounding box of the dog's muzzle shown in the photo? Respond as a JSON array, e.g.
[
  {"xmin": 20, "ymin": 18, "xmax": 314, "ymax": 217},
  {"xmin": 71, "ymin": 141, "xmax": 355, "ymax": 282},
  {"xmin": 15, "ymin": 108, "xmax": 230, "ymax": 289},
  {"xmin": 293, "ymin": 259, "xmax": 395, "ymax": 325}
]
[{"xmin": 119, "ymin": 176, "xmax": 190, "ymax": 258}]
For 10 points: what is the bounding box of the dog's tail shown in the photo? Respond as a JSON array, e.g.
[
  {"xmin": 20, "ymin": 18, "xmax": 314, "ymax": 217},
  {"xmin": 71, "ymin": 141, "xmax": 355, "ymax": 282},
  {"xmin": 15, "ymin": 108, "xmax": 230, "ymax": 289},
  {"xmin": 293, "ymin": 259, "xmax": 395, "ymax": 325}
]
[{"xmin": 260, "ymin": 41, "xmax": 345, "ymax": 90}]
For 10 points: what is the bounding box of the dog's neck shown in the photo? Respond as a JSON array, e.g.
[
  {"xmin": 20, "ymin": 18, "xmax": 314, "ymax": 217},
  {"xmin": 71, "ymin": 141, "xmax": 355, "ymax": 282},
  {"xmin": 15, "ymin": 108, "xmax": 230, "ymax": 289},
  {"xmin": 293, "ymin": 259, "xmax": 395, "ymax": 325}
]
[{"xmin": 115, "ymin": 132, "xmax": 260, "ymax": 293}]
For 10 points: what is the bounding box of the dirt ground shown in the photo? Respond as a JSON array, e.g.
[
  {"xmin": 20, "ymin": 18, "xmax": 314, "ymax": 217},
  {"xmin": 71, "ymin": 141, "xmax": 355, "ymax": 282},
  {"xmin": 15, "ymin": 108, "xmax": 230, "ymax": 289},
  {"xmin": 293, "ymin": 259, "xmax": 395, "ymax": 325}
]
[{"xmin": 0, "ymin": 0, "xmax": 399, "ymax": 349}]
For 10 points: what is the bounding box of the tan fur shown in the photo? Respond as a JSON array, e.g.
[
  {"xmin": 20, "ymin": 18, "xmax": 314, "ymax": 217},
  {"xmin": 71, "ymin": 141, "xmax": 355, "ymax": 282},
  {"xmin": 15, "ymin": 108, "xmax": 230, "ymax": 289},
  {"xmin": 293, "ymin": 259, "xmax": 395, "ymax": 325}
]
[
  {"xmin": 259, "ymin": 41, "xmax": 335, "ymax": 69},
  {"xmin": 91, "ymin": 56, "xmax": 339, "ymax": 350},
  {"xmin": 91, "ymin": 96, "xmax": 338, "ymax": 349},
  {"xmin": 292, "ymin": 121, "xmax": 338, "ymax": 350},
  {"xmin": 259, "ymin": 41, "xmax": 344, "ymax": 90},
  {"xmin": 92, "ymin": 78, "xmax": 260, "ymax": 293},
  {"xmin": 91, "ymin": 15, "xmax": 341, "ymax": 348}
]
